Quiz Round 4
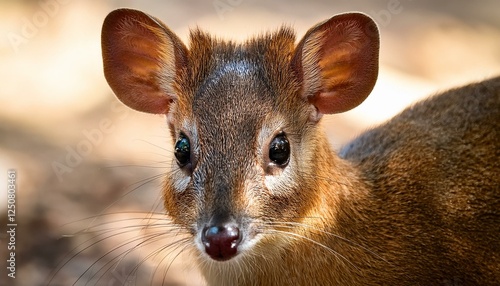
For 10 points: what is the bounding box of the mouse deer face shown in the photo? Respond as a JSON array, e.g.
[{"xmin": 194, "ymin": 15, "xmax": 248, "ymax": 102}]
[{"xmin": 102, "ymin": 9, "xmax": 378, "ymax": 263}]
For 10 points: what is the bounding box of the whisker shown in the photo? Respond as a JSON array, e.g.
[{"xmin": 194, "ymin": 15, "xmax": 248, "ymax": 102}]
[
  {"xmin": 47, "ymin": 216, "xmax": 177, "ymax": 285},
  {"xmin": 267, "ymin": 228, "xmax": 360, "ymax": 272},
  {"xmin": 86, "ymin": 173, "xmax": 165, "ymax": 229},
  {"xmin": 73, "ymin": 225, "xmax": 182, "ymax": 285},
  {"xmin": 58, "ymin": 211, "xmax": 166, "ymax": 229},
  {"xmin": 263, "ymin": 220, "xmax": 386, "ymax": 263},
  {"xmin": 133, "ymin": 138, "xmax": 173, "ymax": 154},
  {"xmin": 103, "ymin": 163, "xmax": 169, "ymax": 169},
  {"xmin": 161, "ymin": 239, "xmax": 192, "ymax": 285},
  {"xmin": 69, "ymin": 215, "xmax": 169, "ymax": 231},
  {"xmin": 144, "ymin": 195, "xmax": 170, "ymax": 229},
  {"xmin": 129, "ymin": 235, "xmax": 192, "ymax": 285},
  {"xmin": 68, "ymin": 231, "xmax": 154, "ymax": 285},
  {"xmin": 91, "ymin": 231, "xmax": 187, "ymax": 285}
]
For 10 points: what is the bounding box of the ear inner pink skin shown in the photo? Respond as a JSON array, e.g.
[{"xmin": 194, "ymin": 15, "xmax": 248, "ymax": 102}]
[
  {"xmin": 101, "ymin": 9, "xmax": 187, "ymax": 114},
  {"xmin": 292, "ymin": 13, "xmax": 379, "ymax": 116}
]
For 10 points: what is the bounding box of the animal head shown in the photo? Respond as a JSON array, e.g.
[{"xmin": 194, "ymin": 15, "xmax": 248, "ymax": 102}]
[{"xmin": 102, "ymin": 8, "xmax": 378, "ymax": 262}]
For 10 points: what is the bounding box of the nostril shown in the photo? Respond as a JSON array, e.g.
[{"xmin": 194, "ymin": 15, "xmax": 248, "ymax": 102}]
[{"xmin": 202, "ymin": 224, "xmax": 241, "ymax": 261}]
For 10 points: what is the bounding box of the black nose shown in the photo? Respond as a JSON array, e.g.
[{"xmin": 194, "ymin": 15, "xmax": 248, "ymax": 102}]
[{"xmin": 202, "ymin": 224, "xmax": 241, "ymax": 261}]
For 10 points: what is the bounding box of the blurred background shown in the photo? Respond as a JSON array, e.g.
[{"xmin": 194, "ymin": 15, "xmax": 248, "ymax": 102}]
[{"xmin": 0, "ymin": 0, "xmax": 499, "ymax": 285}]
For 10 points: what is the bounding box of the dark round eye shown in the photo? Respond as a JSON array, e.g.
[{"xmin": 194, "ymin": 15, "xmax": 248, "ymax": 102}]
[
  {"xmin": 174, "ymin": 134, "xmax": 190, "ymax": 167},
  {"xmin": 269, "ymin": 133, "xmax": 290, "ymax": 166}
]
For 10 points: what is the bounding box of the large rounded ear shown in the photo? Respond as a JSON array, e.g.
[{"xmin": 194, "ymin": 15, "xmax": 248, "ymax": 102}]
[
  {"xmin": 101, "ymin": 9, "xmax": 188, "ymax": 114},
  {"xmin": 292, "ymin": 13, "xmax": 379, "ymax": 116}
]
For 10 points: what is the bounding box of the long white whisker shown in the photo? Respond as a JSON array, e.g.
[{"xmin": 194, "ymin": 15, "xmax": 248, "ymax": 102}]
[
  {"xmin": 267, "ymin": 228, "xmax": 360, "ymax": 272},
  {"xmin": 161, "ymin": 240, "xmax": 192, "ymax": 285},
  {"xmin": 73, "ymin": 229, "xmax": 168, "ymax": 285},
  {"xmin": 106, "ymin": 233, "xmax": 190, "ymax": 285},
  {"xmin": 264, "ymin": 221, "xmax": 387, "ymax": 263},
  {"xmin": 86, "ymin": 173, "xmax": 164, "ymax": 230}
]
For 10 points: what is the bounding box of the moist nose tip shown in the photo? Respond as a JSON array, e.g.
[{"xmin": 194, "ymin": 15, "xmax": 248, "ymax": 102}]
[{"xmin": 202, "ymin": 224, "xmax": 241, "ymax": 261}]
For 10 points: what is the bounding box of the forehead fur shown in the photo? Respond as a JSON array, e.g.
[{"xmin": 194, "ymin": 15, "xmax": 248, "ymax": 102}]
[{"xmin": 177, "ymin": 26, "xmax": 299, "ymax": 106}]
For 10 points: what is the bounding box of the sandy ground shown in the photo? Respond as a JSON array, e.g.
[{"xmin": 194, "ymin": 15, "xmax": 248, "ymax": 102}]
[{"xmin": 0, "ymin": 0, "xmax": 499, "ymax": 285}]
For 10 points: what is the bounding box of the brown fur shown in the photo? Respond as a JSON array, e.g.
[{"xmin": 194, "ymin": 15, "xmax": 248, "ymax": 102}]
[{"xmin": 102, "ymin": 8, "xmax": 500, "ymax": 285}]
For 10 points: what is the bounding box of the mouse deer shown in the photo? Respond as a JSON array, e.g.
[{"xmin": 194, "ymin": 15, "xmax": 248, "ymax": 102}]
[{"xmin": 101, "ymin": 8, "xmax": 500, "ymax": 285}]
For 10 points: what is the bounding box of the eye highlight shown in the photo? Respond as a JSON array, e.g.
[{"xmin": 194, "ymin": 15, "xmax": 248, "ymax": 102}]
[
  {"xmin": 174, "ymin": 133, "xmax": 191, "ymax": 167},
  {"xmin": 269, "ymin": 133, "xmax": 290, "ymax": 166}
]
